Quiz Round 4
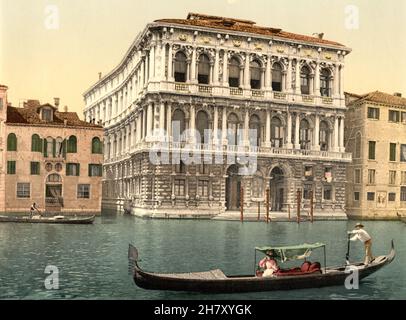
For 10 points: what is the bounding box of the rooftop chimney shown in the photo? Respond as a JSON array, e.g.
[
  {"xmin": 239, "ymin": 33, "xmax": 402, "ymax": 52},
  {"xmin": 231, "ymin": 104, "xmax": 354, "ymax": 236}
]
[
  {"xmin": 54, "ymin": 97, "xmax": 60, "ymax": 109},
  {"xmin": 394, "ymin": 92, "xmax": 402, "ymax": 97},
  {"xmin": 98, "ymin": 72, "xmax": 102, "ymax": 80},
  {"xmin": 64, "ymin": 105, "xmax": 68, "ymax": 112}
]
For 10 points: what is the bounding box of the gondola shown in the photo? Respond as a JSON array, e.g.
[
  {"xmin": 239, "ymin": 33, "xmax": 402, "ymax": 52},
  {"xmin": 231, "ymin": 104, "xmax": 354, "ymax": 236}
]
[
  {"xmin": 0, "ymin": 215, "xmax": 95, "ymax": 224},
  {"xmin": 128, "ymin": 241, "xmax": 395, "ymax": 293}
]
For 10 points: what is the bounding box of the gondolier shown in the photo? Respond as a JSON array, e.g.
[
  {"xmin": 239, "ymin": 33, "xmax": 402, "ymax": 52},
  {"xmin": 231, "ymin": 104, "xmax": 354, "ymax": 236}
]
[
  {"xmin": 348, "ymin": 223, "xmax": 374, "ymax": 265},
  {"xmin": 29, "ymin": 202, "xmax": 41, "ymax": 218}
]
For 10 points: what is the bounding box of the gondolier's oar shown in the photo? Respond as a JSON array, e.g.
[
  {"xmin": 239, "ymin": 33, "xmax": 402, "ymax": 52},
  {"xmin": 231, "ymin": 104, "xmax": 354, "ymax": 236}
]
[{"xmin": 346, "ymin": 232, "xmax": 351, "ymax": 265}]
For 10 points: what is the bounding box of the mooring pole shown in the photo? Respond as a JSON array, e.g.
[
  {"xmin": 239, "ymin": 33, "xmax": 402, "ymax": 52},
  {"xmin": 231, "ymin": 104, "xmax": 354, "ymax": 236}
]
[
  {"xmin": 257, "ymin": 201, "xmax": 260, "ymax": 221},
  {"xmin": 288, "ymin": 203, "xmax": 291, "ymax": 220},
  {"xmin": 240, "ymin": 186, "xmax": 244, "ymax": 222},
  {"xmin": 310, "ymin": 190, "xmax": 314, "ymax": 223},
  {"xmin": 266, "ymin": 188, "xmax": 270, "ymax": 223},
  {"xmin": 297, "ymin": 189, "xmax": 301, "ymax": 224}
]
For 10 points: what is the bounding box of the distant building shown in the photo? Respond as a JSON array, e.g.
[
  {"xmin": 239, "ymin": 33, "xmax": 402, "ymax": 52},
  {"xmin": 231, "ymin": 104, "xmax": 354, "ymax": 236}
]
[
  {"xmin": 84, "ymin": 13, "xmax": 351, "ymax": 218},
  {"xmin": 345, "ymin": 91, "xmax": 406, "ymax": 219},
  {"xmin": 0, "ymin": 85, "xmax": 104, "ymax": 215}
]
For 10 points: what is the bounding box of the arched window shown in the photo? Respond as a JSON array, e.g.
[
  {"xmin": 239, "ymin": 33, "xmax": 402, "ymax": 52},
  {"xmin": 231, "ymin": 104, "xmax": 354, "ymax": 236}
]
[
  {"xmin": 250, "ymin": 60, "xmax": 262, "ymax": 89},
  {"xmin": 272, "ymin": 63, "xmax": 283, "ymax": 92},
  {"xmin": 227, "ymin": 113, "xmax": 240, "ymax": 145},
  {"xmin": 229, "ymin": 57, "xmax": 240, "ymax": 88},
  {"xmin": 47, "ymin": 174, "xmax": 62, "ymax": 183},
  {"xmin": 196, "ymin": 110, "xmax": 209, "ymax": 143},
  {"xmin": 319, "ymin": 121, "xmax": 330, "ymax": 151},
  {"xmin": 198, "ymin": 54, "xmax": 210, "ymax": 84},
  {"xmin": 174, "ymin": 51, "xmax": 187, "ymax": 83},
  {"xmin": 300, "ymin": 119, "xmax": 311, "ymax": 150},
  {"xmin": 172, "ymin": 109, "xmax": 186, "ymax": 142},
  {"xmin": 301, "ymin": 66, "xmax": 311, "ymax": 95},
  {"xmin": 7, "ymin": 133, "xmax": 17, "ymax": 151},
  {"xmin": 92, "ymin": 137, "xmax": 103, "ymax": 154},
  {"xmin": 320, "ymin": 68, "xmax": 331, "ymax": 97},
  {"xmin": 249, "ymin": 114, "xmax": 261, "ymax": 147},
  {"xmin": 31, "ymin": 134, "xmax": 42, "ymax": 152},
  {"xmin": 271, "ymin": 117, "xmax": 284, "ymax": 148},
  {"xmin": 355, "ymin": 132, "xmax": 361, "ymax": 158},
  {"xmin": 67, "ymin": 135, "xmax": 77, "ymax": 153}
]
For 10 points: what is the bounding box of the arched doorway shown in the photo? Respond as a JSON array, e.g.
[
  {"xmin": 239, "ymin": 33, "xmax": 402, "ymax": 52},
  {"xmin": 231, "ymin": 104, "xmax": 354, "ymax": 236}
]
[
  {"xmin": 45, "ymin": 173, "xmax": 63, "ymax": 212},
  {"xmin": 269, "ymin": 167, "xmax": 284, "ymax": 211},
  {"xmin": 226, "ymin": 165, "xmax": 241, "ymax": 210}
]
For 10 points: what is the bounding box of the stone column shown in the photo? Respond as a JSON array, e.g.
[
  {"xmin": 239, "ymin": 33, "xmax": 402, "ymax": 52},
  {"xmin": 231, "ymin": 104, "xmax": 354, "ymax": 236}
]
[
  {"xmin": 340, "ymin": 65, "xmax": 345, "ymax": 97},
  {"xmin": 222, "ymin": 50, "xmax": 229, "ymax": 87},
  {"xmin": 136, "ymin": 114, "xmax": 141, "ymax": 143},
  {"xmin": 213, "ymin": 106, "xmax": 219, "ymax": 144},
  {"xmin": 159, "ymin": 102, "xmax": 166, "ymax": 140},
  {"xmin": 333, "ymin": 116, "xmax": 339, "ymax": 152},
  {"xmin": 244, "ymin": 53, "xmax": 250, "ymax": 89},
  {"xmin": 286, "ymin": 58, "xmax": 292, "ymax": 93},
  {"xmin": 145, "ymin": 53, "xmax": 150, "ymax": 83},
  {"xmin": 146, "ymin": 102, "xmax": 153, "ymax": 140},
  {"xmin": 213, "ymin": 49, "xmax": 220, "ymax": 86},
  {"xmin": 294, "ymin": 113, "xmax": 300, "ymax": 149},
  {"xmin": 260, "ymin": 68, "xmax": 265, "ymax": 90},
  {"xmin": 334, "ymin": 64, "xmax": 340, "ymax": 98},
  {"xmin": 295, "ymin": 59, "xmax": 301, "ymax": 95},
  {"xmin": 314, "ymin": 62, "xmax": 320, "ymax": 96},
  {"xmin": 140, "ymin": 58, "xmax": 145, "ymax": 88},
  {"xmin": 313, "ymin": 114, "xmax": 320, "ymax": 151},
  {"xmin": 265, "ymin": 55, "xmax": 272, "ymax": 90},
  {"xmin": 159, "ymin": 42, "xmax": 166, "ymax": 81},
  {"xmin": 186, "ymin": 60, "xmax": 191, "ymax": 82},
  {"xmin": 265, "ymin": 110, "xmax": 271, "ymax": 147},
  {"xmin": 244, "ymin": 109, "xmax": 250, "ymax": 145},
  {"xmin": 222, "ymin": 106, "xmax": 228, "ymax": 143},
  {"xmin": 149, "ymin": 45, "xmax": 155, "ymax": 80},
  {"xmin": 339, "ymin": 117, "xmax": 345, "ymax": 152},
  {"xmin": 286, "ymin": 111, "xmax": 293, "ymax": 149},
  {"xmin": 166, "ymin": 102, "xmax": 172, "ymax": 141},
  {"xmin": 189, "ymin": 104, "xmax": 195, "ymax": 142},
  {"xmin": 191, "ymin": 47, "xmax": 197, "ymax": 83},
  {"xmin": 168, "ymin": 44, "xmax": 174, "ymax": 81}
]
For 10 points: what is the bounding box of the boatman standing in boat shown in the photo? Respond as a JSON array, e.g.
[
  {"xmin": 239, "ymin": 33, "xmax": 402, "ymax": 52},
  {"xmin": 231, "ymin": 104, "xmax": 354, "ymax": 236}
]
[
  {"xmin": 348, "ymin": 223, "xmax": 374, "ymax": 265},
  {"xmin": 29, "ymin": 202, "xmax": 41, "ymax": 218}
]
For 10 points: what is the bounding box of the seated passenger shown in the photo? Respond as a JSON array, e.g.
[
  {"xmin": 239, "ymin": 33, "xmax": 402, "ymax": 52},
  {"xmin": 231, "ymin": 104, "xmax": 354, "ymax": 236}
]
[{"xmin": 262, "ymin": 258, "xmax": 279, "ymax": 278}]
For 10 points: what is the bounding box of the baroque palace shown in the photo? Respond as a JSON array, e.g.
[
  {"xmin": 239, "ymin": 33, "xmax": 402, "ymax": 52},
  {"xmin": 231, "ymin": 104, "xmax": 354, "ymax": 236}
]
[{"xmin": 83, "ymin": 13, "xmax": 352, "ymax": 217}]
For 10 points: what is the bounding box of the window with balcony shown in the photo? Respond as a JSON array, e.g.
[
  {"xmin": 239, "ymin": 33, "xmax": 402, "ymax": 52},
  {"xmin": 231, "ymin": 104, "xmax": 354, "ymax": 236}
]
[
  {"xmin": 172, "ymin": 109, "xmax": 186, "ymax": 142},
  {"xmin": 368, "ymin": 141, "xmax": 376, "ymax": 160},
  {"xmin": 250, "ymin": 60, "xmax": 261, "ymax": 89},
  {"xmin": 319, "ymin": 121, "xmax": 330, "ymax": 151},
  {"xmin": 367, "ymin": 107, "xmax": 380, "ymax": 120},
  {"xmin": 227, "ymin": 113, "xmax": 240, "ymax": 145},
  {"xmin": 389, "ymin": 110, "xmax": 400, "ymax": 123},
  {"xmin": 320, "ymin": 68, "xmax": 331, "ymax": 97},
  {"xmin": 300, "ymin": 66, "xmax": 311, "ymax": 95},
  {"xmin": 272, "ymin": 63, "xmax": 282, "ymax": 92},
  {"xmin": 198, "ymin": 54, "xmax": 210, "ymax": 84},
  {"xmin": 174, "ymin": 51, "xmax": 187, "ymax": 83},
  {"xmin": 299, "ymin": 119, "xmax": 311, "ymax": 150},
  {"xmin": 271, "ymin": 117, "xmax": 284, "ymax": 148},
  {"xmin": 229, "ymin": 57, "xmax": 240, "ymax": 88},
  {"xmin": 249, "ymin": 114, "xmax": 261, "ymax": 147},
  {"xmin": 390, "ymin": 143, "xmax": 397, "ymax": 161}
]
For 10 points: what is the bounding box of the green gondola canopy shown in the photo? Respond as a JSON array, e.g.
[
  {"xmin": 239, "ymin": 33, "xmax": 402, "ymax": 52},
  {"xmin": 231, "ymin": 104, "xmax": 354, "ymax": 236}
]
[{"xmin": 255, "ymin": 243, "xmax": 325, "ymax": 262}]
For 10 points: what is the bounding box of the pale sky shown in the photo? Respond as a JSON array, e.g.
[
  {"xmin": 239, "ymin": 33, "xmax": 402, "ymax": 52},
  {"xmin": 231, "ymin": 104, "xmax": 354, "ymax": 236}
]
[{"xmin": 1, "ymin": 0, "xmax": 406, "ymax": 118}]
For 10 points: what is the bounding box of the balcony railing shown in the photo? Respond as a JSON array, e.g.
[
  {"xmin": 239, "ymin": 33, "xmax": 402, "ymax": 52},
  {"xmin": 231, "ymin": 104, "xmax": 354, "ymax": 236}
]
[
  {"xmin": 175, "ymin": 83, "xmax": 189, "ymax": 92},
  {"xmin": 198, "ymin": 85, "xmax": 212, "ymax": 94},
  {"xmin": 251, "ymin": 89, "xmax": 265, "ymax": 98},
  {"xmin": 273, "ymin": 92, "xmax": 287, "ymax": 100},
  {"xmin": 302, "ymin": 95, "xmax": 314, "ymax": 103},
  {"xmin": 322, "ymin": 97, "xmax": 334, "ymax": 105},
  {"xmin": 230, "ymin": 88, "xmax": 243, "ymax": 96}
]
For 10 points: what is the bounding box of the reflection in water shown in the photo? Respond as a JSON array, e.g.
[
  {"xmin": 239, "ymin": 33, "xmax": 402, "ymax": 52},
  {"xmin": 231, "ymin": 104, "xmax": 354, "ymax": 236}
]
[{"xmin": 0, "ymin": 214, "xmax": 405, "ymax": 299}]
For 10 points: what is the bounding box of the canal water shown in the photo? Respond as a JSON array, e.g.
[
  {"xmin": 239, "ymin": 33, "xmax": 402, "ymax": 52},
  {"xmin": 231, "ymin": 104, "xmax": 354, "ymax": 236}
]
[{"xmin": 0, "ymin": 213, "xmax": 404, "ymax": 300}]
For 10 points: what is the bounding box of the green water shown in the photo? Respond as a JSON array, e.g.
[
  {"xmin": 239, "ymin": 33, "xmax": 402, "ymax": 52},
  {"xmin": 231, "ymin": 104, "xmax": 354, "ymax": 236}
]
[{"xmin": 0, "ymin": 213, "xmax": 404, "ymax": 299}]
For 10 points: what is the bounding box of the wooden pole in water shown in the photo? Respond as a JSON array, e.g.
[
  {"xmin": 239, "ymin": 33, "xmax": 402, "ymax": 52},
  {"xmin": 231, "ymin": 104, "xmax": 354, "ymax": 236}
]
[
  {"xmin": 310, "ymin": 190, "xmax": 314, "ymax": 223},
  {"xmin": 297, "ymin": 189, "xmax": 301, "ymax": 224},
  {"xmin": 257, "ymin": 201, "xmax": 260, "ymax": 221},
  {"xmin": 240, "ymin": 186, "xmax": 244, "ymax": 222},
  {"xmin": 266, "ymin": 188, "xmax": 270, "ymax": 223},
  {"xmin": 288, "ymin": 203, "xmax": 291, "ymax": 220}
]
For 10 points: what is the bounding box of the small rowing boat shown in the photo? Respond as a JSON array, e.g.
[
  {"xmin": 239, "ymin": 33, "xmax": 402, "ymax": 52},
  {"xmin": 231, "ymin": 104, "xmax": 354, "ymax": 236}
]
[
  {"xmin": 0, "ymin": 215, "xmax": 95, "ymax": 224},
  {"xmin": 128, "ymin": 241, "xmax": 395, "ymax": 293}
]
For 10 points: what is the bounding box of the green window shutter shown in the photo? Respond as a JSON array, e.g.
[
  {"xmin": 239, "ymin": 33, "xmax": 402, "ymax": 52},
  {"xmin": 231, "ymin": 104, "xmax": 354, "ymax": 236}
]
[
  {"xmin": 53, "ymin": 139, "xmax": 56, "ymax": 158},
  {"xmin": 62, "ymin": 139, "xmax": 66, "ymax": 158},
  {"xmin": 44, "ymin": 139, "xmax": 48, "ymax": 157},
  {"xmin": 7, "ymin": 134, "xmax": 17, "ymax": 151},
  {"xmin": 89, "ymin": 164, "xmax": 92, "ymax": 177},
  {"xmin": 77, "ymin": 163, "xmax": 80, "ymax": 176},
  {"xmin": 31, "ymin": 135, "xmax": 35, "ymax": 152},
  {"xmin": 66, "ymin": 164, "xmax": 71, "ymax": 176}
]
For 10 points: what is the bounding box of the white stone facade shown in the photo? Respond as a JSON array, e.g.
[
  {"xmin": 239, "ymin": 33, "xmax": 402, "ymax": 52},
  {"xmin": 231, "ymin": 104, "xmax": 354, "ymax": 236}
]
[{"xmin": 83, "ymin": 14, "xmax": 352, "ymax": 217}]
